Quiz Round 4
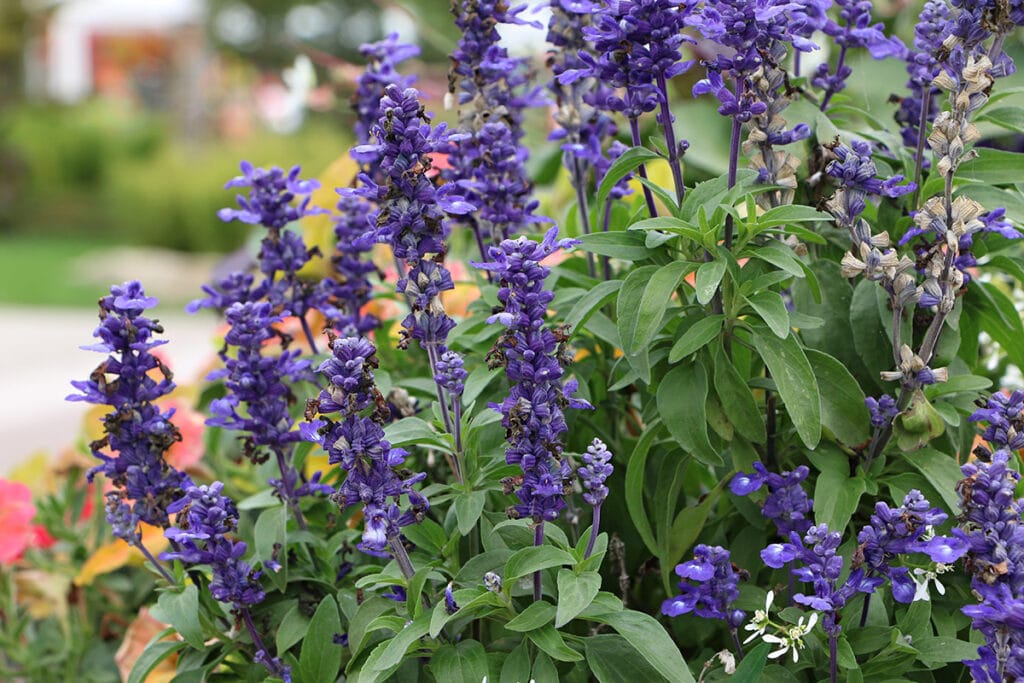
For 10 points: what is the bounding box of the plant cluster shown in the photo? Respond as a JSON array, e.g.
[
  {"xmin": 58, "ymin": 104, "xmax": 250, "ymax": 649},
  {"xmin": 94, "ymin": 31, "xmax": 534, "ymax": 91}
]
[{"xmin": 4, "ymin": 0, "xmax": 1024, "ymax": 681}]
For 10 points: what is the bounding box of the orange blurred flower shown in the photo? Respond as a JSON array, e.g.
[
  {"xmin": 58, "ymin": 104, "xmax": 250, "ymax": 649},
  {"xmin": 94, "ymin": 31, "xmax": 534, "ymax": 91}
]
[{"xmin": 158, "ymin": 398, "xmax": 206, "ymax": 472}]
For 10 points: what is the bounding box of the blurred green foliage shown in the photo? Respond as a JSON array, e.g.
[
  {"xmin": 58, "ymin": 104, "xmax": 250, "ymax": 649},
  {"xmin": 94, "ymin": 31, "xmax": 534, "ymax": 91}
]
[{"xmin": 0, "ymin": 101, "xmax": 350, "ymax": 252}]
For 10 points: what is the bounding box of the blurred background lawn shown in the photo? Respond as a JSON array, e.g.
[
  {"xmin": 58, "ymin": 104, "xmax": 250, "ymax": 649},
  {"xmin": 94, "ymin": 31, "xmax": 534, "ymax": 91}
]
[{"xmin": 0, "ymin": 0, "xmax": 476, "ymax": 308}]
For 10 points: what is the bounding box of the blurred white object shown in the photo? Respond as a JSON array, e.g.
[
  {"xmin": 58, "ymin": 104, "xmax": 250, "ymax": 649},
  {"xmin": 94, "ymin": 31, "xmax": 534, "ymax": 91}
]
[{"xmin": 257, "ymin": 54, "xmax": 315, "ymax": 134}]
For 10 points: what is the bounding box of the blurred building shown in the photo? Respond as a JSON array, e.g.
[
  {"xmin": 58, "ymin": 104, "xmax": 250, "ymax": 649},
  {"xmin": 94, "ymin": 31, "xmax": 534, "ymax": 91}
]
[{"xmin": 26, "ymin": 0, "xmax": 205, "ymax": 105}]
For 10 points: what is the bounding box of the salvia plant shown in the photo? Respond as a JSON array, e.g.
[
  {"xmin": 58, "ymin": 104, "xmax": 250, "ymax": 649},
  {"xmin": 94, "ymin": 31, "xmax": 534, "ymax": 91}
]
[{"xmin": 13, "ymin": 0, "xmax": 1023, "ymax": 681}]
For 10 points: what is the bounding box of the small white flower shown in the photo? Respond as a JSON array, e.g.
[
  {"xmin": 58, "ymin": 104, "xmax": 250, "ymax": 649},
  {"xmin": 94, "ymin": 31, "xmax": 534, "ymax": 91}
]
[
  {"xmin": 743, "ymin": 591, "xmax": 775, "ymax": 644},
  {"xmin": 912, "ymin": 563, "xmax": 952, "ymax": 601},
  {"xmin": 762, "ymin": 611, "xmax": 818, "ymax": 663}
]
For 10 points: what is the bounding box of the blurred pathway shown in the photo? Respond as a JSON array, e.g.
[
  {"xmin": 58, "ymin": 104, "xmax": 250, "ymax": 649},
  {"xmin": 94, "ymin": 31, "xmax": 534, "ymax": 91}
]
[{"xmin": 0, "ymin": 306, "xmax": 219, "ymax": 474}]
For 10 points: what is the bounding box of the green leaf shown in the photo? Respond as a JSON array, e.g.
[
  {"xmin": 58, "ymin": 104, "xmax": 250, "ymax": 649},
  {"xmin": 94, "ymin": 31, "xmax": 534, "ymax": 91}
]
[
  {"xmin": 669, "ymin": 315, "xmax": 724, "ymax": 363},
  {"xmin": 596, "ymin": 146, "xmax": 662, "ymax": 211},
  {"xmin": 454, "ymin": 490, "xmax": 486, "ymax": 537},
  {"xmin": 712, "ymin": 344, "xmax": 765, "ymax": 442},
  {"xmin": 501, "ymin": 640, "xmax": 532, "ymax": 683},
  {"xmin": 150, "ymin": 584, "xmax": 204, "ymax": 650},
  {"xmin": 127, "ymin": 633, "xmax": 186, "ymax": 683},
  {"xmin": 505, "ymin": 601, "xmax": 556, "ymax": 632},
  {"xmin": 958, "ymin": 148, "xmax": 1024, "ymax": 184},
  {"xmin": 906, "ymin": 448, "xmax": 964, "ymax": 512},
  {"xmin": 746, "ymin": 291, "xmax": 791, "ymax": 339},
  {"xmin": 527, "ymin": 625, "xmax": 584, "ymax": 662},
  {"xmin": 563, "ymin": 279, "xmax": 622, "ymax": 334},
  {"xmin": 254, "ymin": 505, "xmax": 287, "ymax": 592},
  {"xmin": 586, "ymin": 635, "xmax": 669, "ymax": 683},
  {"xmin": 348, "ymin": 597, "xmax": 392, "ymax": 657},
  {"xmin": 431, "ymin": 641, "xmax": 489, "ymax": 683},
  {"xmin": 235, "ymin": 488, "xmax": 282, "ymax": 511},
  {"xmin": 732, "ymin": 642, "xmax": 771, "ymax": 683},
  {"xmin": 657, "ymin": 362, "xmax": 723, "ymax": 466},
  {"xmin": 814, "ymin": 468, "xmax": 867, "ymax": 532},
  {"xmin": 276, "ymin": 602, "xmax": 310, "ymax": 655},
  {"xmin": 924, "ymin": 374, "xmax": 993, "ymax": 399},
  {"xmin": 694, "ymin": 260, "xmax": 726, "ymax": 305},
  {"xmin": 364, "ymin": 613, "xmax": 430, "ymax": 672},
  {"xmin": 756, "ymin": 204, "xmax": 833, "ymax": 228},
  {"xmin": 555, "ymin": 570, "xmax": 602, "ymax": 628},
  {"xmin": 577, "ymin": 231, "xmax": 655, "ymax": 261},
  {"xmin": 620, "ymin": 261, "xmax": 694, "ymax": 357},
  {"xmin": 625, "ymin": 423, "xmax": 663, "ymax": 555},
  {"xmin": 667, "ymin": 480, "xmax": 725, "ymax": 577},
  {"xmin": 913, "ymin": 637, "xmax": 981, "ymax": 663},
  {"xmin": 977, "ymin": 106, "xmax": 1024, "ymax": 133},
  {"xmin": 616, "ymin": 265, "xmax": 660, "ymax": 383},
  {"xmin": 749, "ymin": 242, "xmax": 806, "ymax": 278},
  {"xmin": 751, "ymin": 328, "xmax": 821, "ymax": 449},
  {"xmin": 504, "ymin": 546, "xmax": 575, "ymax": 582},
  {"xmin": 384, "ymin": 416, "xmax": 451, "ymax": 452},
  {"xmin": 806, "ymin": 349, "xmax": 869, "ymax": 445},
  {"xmin": 301, "ymin": 595, "xmax": 343, "ymax": 683},
  {"xmin": 630, "ymin": 215, "xmax": 703, "ymax": 242},
  {"xmin": 589, "ymin": 610, "xmax": 695, "ymax": 683}
]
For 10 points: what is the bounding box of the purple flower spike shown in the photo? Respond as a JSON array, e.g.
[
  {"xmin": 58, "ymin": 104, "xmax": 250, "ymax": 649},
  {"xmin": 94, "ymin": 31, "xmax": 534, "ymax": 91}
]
[
  {"xmin": 579, "ymin": 438, "xmax": 613, "ymax": 508},
  {"xmin": 343, "ymin": 85, "xmax": 470, "ymax": 354},
  {"xmin": 218, "ymin": 161, "xmax": 326, "ymax": 230},
  {"xmin": 957, "ymin": 449, "xmax": 1024, "ymax": 676},
  {"xmin": 68, "ymin": 281, "xmax": 189, "ymax": 533},
  {"xmin": 446, "ymin": 1, "xmax": 546, "ymax": 248},
  {"xmin": 305, "ymin": 335, "xmax": 428, "ymax": 556},
  {"xmin": 476, "ymin": 228, "xmax": 592, "ymax": 523},
  {"xmin": 662, "ymin": 544, "xmax": 745, "ymax": 627},
  {"xmin": 971, "ymin": 391, "xmax": 1024, "ymax": 453}
]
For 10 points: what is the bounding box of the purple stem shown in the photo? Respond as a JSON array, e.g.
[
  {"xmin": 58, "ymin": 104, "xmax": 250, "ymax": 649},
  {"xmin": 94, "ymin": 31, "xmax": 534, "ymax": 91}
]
[
  {"xmin": 274, "ymin": 448, "xmax": 308, "ymax": 531},
  {"xmin": 829, "ymin": 632, "xmax": 838, "ymax": 683},
  {"xmin": 629, "ymin": 117, "xmax": 659, "ymax": 218},
  {"xmin": 656, "ymin": 74, "xmax": 686, "ymax": 204},
  {"xmin": 533, "ymin": 523, "xmax": 545, "ymax": 601},
  {"xmin": 135, "ymin": 539, "xmax": 175, "ymax": 583},
  {"xmin": 242, "ymin": 607, "xmax": 288, "ymax": 680},
  {"xmin": 299, "ymin": 315, "xmax": 319, "ymax": 355},
  {"xmin": 389, "ymin": 535, "xmax": 417, "ymax": 580},
  {"xmin": 452, "ymin": 398, "xmax": 464, "ymax": 482},
  {"xmin": 584, "ymin": 505, "xmax": 602, "ymax": 560},
  {"xmin": 911, "ymin": 92, "xmax": 932, "ymax": 209},
  {"xmin": 426, "ymin": 344, "xmax": 455, "ymax": 438},
  {"xmin": 730, "ymin": 627, "xmax": 745, "ymax": 661}
]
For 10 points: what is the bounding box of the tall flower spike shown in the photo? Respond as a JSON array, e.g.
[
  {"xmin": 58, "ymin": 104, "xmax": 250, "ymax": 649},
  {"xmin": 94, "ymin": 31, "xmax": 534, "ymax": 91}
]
[
  {"xmin": 303, "ymin": 335, "xmax": 428, "ymax": 567},
  {"xmin": 207, "ymin": 302, "xmax": 321, "ymax": 527},
  {"xmin": 193, "ymin": 161, "xmax": 332, "ymax": 351},
  {"xmin": 68, "ymin": 281, "xmax": 189, "ymax": 535},
  {"xmin": 161, "ymin": 482, "xmax": 290, "ymax": 682},
  {"xmin": 446, "ymin": 0, "xmax": 545, "ymax": 252},
  {"xmin": 343, "ymin": 85, "xmax": 473, "ymax": 478},
  {"xmin": 564, "ymin": 0, "xmax": 696, "ymax": 207},
  {"xmin": 546, "ymin": 0, "xmax": 632, "ymax": 276},
  {"xmin": 327, "ymin": 33, "xmax": 420, "ymax": 335},
  {"xmin": 475, "ymin": 228, "xmax": 592, "ymax": 527},
  {"xmin": 956, "ymin": 450, "xmax": 1024, "ymax": 679},
  {"xmin": 345, "ymin": 85, "xmax": 471, "ymax": 351}
]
